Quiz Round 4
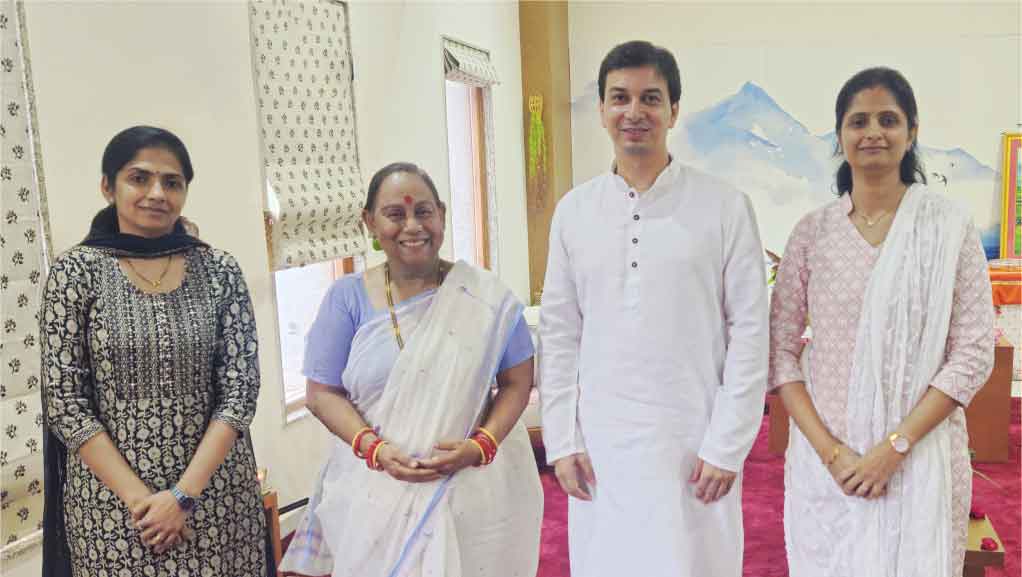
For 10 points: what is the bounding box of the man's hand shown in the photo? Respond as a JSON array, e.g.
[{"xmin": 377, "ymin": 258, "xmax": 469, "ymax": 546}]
[
  {"xmin": 553, "ymin": 452, "xmax": 596, "ymax": 501},
  {"xmin": 689, "ymin": 458, "xmax": 737, "ymax": 504}
]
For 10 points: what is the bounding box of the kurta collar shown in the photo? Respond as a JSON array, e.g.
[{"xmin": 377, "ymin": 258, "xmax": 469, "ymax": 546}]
[{"xmin": 609, "ymin": 156, "xmax": 681, "ymax": 201}]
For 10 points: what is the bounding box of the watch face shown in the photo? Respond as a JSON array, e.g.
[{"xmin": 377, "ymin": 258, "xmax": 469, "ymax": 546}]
[{"xmin": 892, "ymin": 435, "xmax": 910, "ymax": 453}]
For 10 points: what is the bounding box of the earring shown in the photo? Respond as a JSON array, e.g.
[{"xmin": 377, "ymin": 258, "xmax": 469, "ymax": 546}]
[{"xmin": 372, "ymin": 237, "xmax": 382, "ymax": 251}]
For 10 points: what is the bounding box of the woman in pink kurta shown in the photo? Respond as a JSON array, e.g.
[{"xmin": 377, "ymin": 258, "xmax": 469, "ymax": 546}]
[{"xmin": 769, "ymin": 67, "xmax": 994, "ymax": 577}]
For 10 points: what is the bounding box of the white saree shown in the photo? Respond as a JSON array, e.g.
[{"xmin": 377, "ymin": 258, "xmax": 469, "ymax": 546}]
[
  {"xmin": 785, "ymin": 185, "xmax": 970, "ymax": 577},
  {"xmin": 279, "ymin": 262, "xmax": 543, "ymax": 577}
]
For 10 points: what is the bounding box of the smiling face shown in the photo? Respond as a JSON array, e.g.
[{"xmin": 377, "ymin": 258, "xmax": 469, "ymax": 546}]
[
  {"xmin": 838, "ymin": 86, "xmax": 916, "ymax": 178},
  {"xmin": 600, "ymin": 65, "xmax": 679, "ymax": 160},
  {"xmin": 363, "ymin": 171, "xmax": 445, "ymax": 270},
  {"xmin": 101, "ymin": 147, "xmax": 188, "ymax": 238}
]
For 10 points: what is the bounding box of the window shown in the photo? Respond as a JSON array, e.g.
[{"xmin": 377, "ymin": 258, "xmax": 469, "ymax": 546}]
[
  {"xmin": 274, "ymin": 256, "xmax": 361, "ymax": 418},
  {"xmin": 441, "ymin": 36, "xmax": 501, "ymax": 271},
  {"xmin": 445, "ymin": 80, "xmax": 491, "ymax": 268}
]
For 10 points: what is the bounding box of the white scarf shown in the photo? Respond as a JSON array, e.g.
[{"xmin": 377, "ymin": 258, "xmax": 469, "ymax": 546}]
[
  {"xmin": 786, "ymin": 185, "xmax": 969, "ymax": 577},
  {"xmin": 315, "ymin": 262, "xmax": 524, "ymax": 577}
]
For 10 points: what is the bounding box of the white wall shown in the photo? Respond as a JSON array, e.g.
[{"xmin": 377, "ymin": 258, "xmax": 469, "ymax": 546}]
[
  {"xmin": 4, "ymin": 2, "xmax": 525, "ymax": 574},
  {"xmin": 348, "ymin": 1, "xmax": 528, "ymax": 285}
]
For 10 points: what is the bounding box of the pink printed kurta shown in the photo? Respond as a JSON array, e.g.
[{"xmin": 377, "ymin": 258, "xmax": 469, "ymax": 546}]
[{"xmin": 769, "ymin": 193, "xmax": 995, "ymax": 572}]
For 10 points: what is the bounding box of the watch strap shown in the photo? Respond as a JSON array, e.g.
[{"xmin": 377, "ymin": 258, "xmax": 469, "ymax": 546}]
[{"xmin": 170, "ymin": 485, "xmax": 196, "ymax": 511}]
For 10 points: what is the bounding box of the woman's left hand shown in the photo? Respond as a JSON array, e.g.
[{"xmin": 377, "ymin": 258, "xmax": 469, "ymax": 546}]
[
  {"xmin": 420, "ymin": 440, "xmax": 483, "ymax": 475},
  {"xmin": 837, "ymin": 440, "xmax": 905, "ymax": 499},
  {"xmin": 133, "ymin": 490, "xmax": 189, "ymax": 553}
]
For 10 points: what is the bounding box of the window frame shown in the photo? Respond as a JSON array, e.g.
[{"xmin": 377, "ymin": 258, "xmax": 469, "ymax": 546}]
[{"xmin": 278, "ymin": 256, "xmax": 358, "ymax": 420}]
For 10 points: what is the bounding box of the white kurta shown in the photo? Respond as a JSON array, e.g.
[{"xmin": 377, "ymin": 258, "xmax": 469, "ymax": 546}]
[{"xmin": 539, "ymin": 160, "xmax": 769, "ymax": 577}]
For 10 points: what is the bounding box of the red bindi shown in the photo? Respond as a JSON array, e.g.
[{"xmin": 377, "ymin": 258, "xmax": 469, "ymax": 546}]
[{"xmin": 403, "ymin": 195, "xmax": 414, "ymax": 205}]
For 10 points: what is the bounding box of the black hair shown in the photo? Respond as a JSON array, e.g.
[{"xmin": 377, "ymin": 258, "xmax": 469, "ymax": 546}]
[
  {"xmin": 363, "ymin": 162, "xmax": 441, "ymax": 212},
  {"xmin": 101, "ymin": 125, "xmax": 194, "ymax": 186},
  {"xmin": 833, "ymin": 67, "xmax": 926, "ymax": 195},
  {"xmin": 598, "ymin": 40, "xmax": 681, "ymax": 104}
]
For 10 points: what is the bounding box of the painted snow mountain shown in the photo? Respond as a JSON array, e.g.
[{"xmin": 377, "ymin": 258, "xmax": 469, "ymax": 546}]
[{"xmin": 669, "ymin": 82, "xmax": 1000, "ymax": 256}]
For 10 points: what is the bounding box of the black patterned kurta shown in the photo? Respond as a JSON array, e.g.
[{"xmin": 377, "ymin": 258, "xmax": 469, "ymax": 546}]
[{"xmin": 41, "ymin": 246, "xmax": 266, "ymax": 577}]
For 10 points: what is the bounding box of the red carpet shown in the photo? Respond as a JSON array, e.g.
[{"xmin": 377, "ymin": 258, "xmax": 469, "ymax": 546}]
[
  {"xmin": 973, "ymin": 399, "xmax": 1021, "ymax": 577},
  {"xmin": 536, "ymin": 399, "xmax": 1022, "ymax": 576}
]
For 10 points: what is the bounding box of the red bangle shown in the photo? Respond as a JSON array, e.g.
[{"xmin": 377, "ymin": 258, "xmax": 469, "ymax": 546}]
[
  {"xmin": 476, "ymin": 427, "xmax": 499, "ymax": 448},
  {"xmin": 470, "ymin": 432, "xmax": 497, "ymax": 465},
  {"xmin": 351, "ymin": 427, "xmax": 374, "ymax": 459},
  {"xmin": 476, "ymin": 434, "xmax": 496, "ymax": 456},
  {"xmin": 468, "ymin": 439, "xmax": 488, "ymax": 466},
  {"xmin": 365, "ymin": 439, "xmax": 386, "ymax": 471},
  {"xmin": 479, "ymin": 433, "xmax": 498, "ymax": 457}
]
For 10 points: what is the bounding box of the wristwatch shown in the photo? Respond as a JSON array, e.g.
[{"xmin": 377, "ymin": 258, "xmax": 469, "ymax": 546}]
[
  {"xmin": 888, "ymin": 432, "xmax": 912, "ymax": 455},
  {"xmin": 170, "ymin": 485, "xmax": 197, "ymax": 512}
]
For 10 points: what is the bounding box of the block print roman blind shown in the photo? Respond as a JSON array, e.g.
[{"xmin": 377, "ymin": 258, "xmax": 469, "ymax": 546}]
[
  {"xmin": 249, "ymin": 0, "xmax": 365, "ymax": 269},
  {"xmin": 1, "ymin": 0, "xmax": 49, "ymax": 555}
]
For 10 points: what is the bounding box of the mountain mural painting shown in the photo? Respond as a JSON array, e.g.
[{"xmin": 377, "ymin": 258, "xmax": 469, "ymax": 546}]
[
  {"xmin": 576, "ymin": 80, "xmax": 1002, "ymax": 259},
  {"xmin": 673, "ymin": 82, "xmax": 1001, "ymax": 258}
]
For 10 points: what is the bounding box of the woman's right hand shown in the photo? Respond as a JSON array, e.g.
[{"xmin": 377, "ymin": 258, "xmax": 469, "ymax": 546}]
[
  {"xmin": 375, "ymin": 444, "xmax": 445, "ymax": 483},
  {"xmin": 826, "ymin": 444, "xmax": 864, "ymax": 491},
  {"xmin": 131, "ymin": 491, "xmax": 189, "ymax": 554}
]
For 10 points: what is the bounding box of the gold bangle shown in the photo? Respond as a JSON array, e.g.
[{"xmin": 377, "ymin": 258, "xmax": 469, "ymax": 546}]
[
  {"xmin": 476, "ymin": 426, "xmax": 499, "ymax": 448},
  {"xmin": 825, "ymin": 444, "xmax": 841, "ymax": 466},
  {"xmin": 371, "ymin": 441, "xmax": 388, "ymax": 471},
  {"xmin": 351, "ymin": 426, "xmax": 373, "ymax": 458},
  {"xmin": 468, "ymin": 438, "xmax": 488, "ymax": 466}
]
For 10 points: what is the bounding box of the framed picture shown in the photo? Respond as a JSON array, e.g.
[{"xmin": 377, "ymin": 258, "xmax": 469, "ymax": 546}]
[{"xmin": 1001, "ymin": 133, "xmax": 1022, "ymax": 259}]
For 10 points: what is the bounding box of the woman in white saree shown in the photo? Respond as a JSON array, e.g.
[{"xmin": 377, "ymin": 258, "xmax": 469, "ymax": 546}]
[
  {"xmin": 769, "ymin": 68, "xmax": 995, "ymax": 577},
  {"xmin": 279, "ymin": 163, "xmax": 543, "ymax": 577}
]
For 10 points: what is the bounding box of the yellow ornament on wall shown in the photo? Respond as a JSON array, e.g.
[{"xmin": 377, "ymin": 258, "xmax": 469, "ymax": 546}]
[{"xmin": 527, "ymin": 94, "xmax": 548, "ymax": 191}]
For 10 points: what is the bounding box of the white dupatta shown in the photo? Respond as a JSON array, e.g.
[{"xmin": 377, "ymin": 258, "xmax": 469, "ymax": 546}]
[
  {"xmin": 315, "ymin": 262, "xmax": 524, "ymax": 577},
  {"xmin": 786, "ymin": 185, "xmax": 969, "ymax": 577}
]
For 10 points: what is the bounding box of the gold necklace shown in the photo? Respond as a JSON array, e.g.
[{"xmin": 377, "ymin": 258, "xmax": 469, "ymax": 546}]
[
  {"xmin": 854, "ymin": 209, "xmax": 892, "ymax": 228},
  {"xmin": 124, "ymin": 256, "xmax": 173, "ymax": 288},
  {"xmin": 384, "ymin": 261, "xmax": 445, "ymax": 350}
]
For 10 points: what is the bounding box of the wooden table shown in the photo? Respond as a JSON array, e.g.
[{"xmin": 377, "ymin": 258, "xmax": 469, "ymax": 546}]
[{"xmin": 768, "ymin": 338, "xmax": 1015, "ymax": 462}]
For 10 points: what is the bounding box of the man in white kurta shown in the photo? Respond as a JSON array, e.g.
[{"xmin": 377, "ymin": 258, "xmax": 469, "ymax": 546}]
[{"xmin": 539, "ymin": 40, "xmax": 768, "ymax": 577}]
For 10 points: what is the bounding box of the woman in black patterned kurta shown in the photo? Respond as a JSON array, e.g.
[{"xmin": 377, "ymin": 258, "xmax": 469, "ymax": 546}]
[{"xmin": 40, "ymin": 126, "xmax": 266, "ymax": 577}]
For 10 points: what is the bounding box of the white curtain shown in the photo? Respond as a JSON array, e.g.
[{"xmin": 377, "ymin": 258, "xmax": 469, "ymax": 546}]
[
  {"xmin": 0, "ymin": 0, "xmax": 49, "ymax": 557},
  {"xmin": 249, "ymin": 0, "xmax": 365, "ymax": 270}
]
